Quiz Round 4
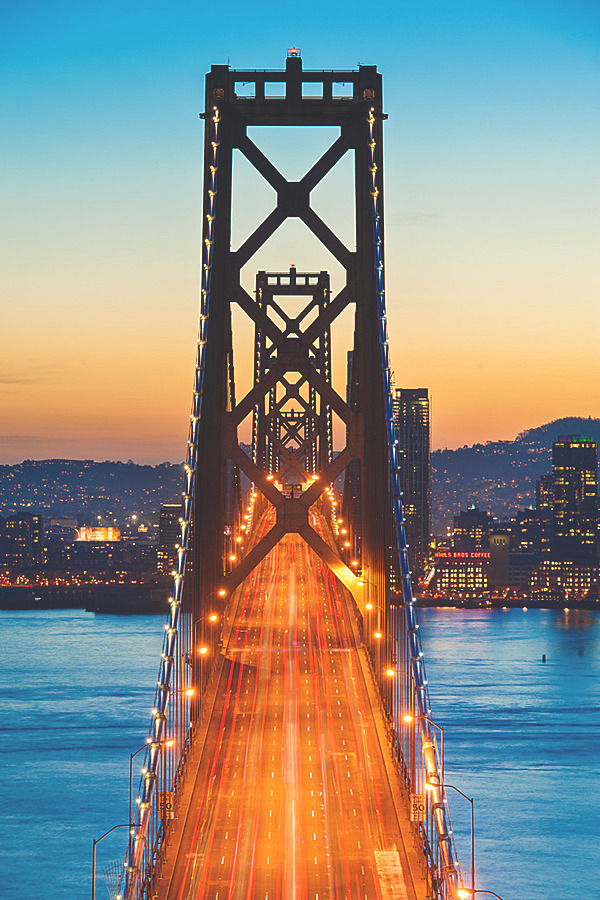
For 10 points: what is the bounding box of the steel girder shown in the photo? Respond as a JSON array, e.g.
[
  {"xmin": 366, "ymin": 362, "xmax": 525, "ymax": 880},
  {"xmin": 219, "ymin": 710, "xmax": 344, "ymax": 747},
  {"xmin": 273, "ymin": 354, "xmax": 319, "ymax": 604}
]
[{"xmin": 191, "ymin": 55, "xmax": 389, "ymax": 686}]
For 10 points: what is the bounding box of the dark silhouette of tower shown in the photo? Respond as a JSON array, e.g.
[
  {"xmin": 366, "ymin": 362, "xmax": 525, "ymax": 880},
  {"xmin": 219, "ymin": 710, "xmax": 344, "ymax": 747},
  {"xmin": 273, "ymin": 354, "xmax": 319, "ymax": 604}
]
[{"xmin": 393, "ymin": 388, "xmax": 430, "ymax": 580}]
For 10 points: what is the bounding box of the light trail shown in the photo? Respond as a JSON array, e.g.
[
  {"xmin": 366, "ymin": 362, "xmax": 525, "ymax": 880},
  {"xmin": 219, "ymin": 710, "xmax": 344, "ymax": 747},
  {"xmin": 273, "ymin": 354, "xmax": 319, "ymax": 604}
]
[{"xmin": 160, "ymin": 509, "xmax": 418, "ymax": 900}]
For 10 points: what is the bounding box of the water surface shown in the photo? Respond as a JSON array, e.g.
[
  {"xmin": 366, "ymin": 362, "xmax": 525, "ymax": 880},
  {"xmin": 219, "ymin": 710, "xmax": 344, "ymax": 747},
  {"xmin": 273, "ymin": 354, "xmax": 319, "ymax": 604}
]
[
  {"xmin": 0, "ymin": 607, "xmax": 597, "ymax": 899},
  {"xmin": 418, "ymin": 606, "xmax": 600, "ymax": 900}
]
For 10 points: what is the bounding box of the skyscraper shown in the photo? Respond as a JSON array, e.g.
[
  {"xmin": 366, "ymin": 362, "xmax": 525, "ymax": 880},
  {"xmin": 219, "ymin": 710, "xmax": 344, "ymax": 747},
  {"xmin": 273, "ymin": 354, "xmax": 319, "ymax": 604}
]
[
  {"xmin": 393, "ymin": 388, "xmax": 430, "ymax": 581},
  {"xmin": 1, "ymin": 513, "xmax": 44, "ymax": 569},
  {"xmin": 157, "ymin": 503, "xmax": 180, "ymax": 575},
  {"xmin": 552, "ymin": 436, "xmax": 598, "ymax": 561},
  {"xmin": 535, "ymin": 473, "xmax": 553, "ymax": 555},
  {"xmin": 452, "ymin": 506, "xmax": 492, "ymax": 550}
]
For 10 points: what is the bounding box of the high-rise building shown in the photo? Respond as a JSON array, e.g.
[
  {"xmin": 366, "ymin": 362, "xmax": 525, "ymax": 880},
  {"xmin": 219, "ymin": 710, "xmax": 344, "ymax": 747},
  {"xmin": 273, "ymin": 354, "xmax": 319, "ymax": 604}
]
[
  {"xmin": 552, "ymin": 436, "xmax": 598, "ymax": 561},
  {"xmin": 157, "ymin": 504, "xmax": 180, "ymax": 575},
  {"xmin": 452, "ymin": 506, "xmax": 492, "ymax": 551},
  {"xmin": 535, "ymin": 474, "xmax": 553, "ymax": 555},
  {"xmin": 393, "ymin": 388, "xmax": 430, "ymax": 580},
  {"xmin": 1, "ymin": 513, "xmax": 44, "ymax": 569},
  {"xmin": 344, "ymin": 351, "xmax": 361, "ymax": 556}
]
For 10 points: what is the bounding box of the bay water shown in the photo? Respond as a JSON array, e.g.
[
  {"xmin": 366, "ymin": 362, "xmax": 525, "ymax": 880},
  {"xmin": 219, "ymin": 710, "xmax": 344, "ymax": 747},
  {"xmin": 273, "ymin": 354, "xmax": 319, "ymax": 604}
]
[{"xmin": 0, "ymin": 607, "xmax": 597, "ymax": 899}]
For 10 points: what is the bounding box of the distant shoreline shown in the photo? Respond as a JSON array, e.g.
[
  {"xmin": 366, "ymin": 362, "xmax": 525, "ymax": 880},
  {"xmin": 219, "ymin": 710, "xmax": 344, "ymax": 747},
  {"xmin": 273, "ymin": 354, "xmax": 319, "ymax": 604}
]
[
  {"xmin": 2, "ymin": 586, "xmax": 598, "ymax": 614},
  {"xmin": 416, "ymin": 597, "xmax": 599, "ymax": 611}
]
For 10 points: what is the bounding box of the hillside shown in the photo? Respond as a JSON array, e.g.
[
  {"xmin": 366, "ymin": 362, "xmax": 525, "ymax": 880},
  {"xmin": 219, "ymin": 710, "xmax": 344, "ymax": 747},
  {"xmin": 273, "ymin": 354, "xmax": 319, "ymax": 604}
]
[
  {"xmin": 0, "ymin": 459, "xmax": 183, "ymax": 520},
  {"xmin": 431, "ymin": 417, "xmax": 600, "ymax": 534},
  {"xmin": 1, "ymin": 420, "xmax": 598, "ymax": 533}
]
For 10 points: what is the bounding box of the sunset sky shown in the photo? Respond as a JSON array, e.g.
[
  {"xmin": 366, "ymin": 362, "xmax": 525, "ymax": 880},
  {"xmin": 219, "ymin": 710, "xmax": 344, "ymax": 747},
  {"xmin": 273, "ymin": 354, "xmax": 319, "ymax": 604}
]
[{"xmin": 1, "ymin": 0, "xmax": 599, "ymax": 463}]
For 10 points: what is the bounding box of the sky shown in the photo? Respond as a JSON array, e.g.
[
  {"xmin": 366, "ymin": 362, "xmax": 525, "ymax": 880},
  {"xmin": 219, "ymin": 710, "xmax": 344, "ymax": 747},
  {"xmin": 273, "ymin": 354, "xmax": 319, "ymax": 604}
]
[{"xmin": 1, "ymin": 0, "xmax": 599, "ymax": 463}]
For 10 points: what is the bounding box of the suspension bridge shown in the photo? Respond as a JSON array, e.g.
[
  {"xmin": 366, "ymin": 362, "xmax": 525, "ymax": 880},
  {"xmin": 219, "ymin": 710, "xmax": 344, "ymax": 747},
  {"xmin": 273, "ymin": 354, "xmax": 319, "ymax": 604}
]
[{"xmin": 111, "ymin": 54, "xmax": 465, "ymax": 900}]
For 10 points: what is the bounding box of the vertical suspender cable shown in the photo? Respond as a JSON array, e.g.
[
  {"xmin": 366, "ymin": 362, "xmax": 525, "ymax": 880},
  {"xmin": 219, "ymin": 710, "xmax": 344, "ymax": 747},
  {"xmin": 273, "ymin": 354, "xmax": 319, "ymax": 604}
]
[{"xmin": 367, "ymin": 106, "xmax": 459, "ymax": 896}]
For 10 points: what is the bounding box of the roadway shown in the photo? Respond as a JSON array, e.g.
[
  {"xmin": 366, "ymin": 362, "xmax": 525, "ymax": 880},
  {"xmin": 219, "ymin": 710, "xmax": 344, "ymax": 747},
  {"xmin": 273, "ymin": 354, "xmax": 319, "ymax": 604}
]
[{"xmin": 157, "ymin": 510, "xmax": 423, "ymax": 900}]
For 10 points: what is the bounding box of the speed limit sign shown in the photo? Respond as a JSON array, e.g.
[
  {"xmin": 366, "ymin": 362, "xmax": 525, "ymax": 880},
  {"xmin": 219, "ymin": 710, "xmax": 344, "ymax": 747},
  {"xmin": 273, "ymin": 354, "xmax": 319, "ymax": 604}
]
[
  {"xmin": 159, "ymin": 791, "xmax": 174, "ymax": 820},
  {"xmin": 411, "ymin": 793, "xmax": 426, "ymax": 822}
]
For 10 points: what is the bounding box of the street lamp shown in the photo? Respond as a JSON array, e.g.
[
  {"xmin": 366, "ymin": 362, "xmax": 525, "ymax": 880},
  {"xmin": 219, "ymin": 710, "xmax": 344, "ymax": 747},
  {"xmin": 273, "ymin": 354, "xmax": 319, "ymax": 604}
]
[
  {"xmin": 457, "ymin": 892, "xmax": 505, "ymax": 900},
  {"xmin": 426, "ymin": 779, "xmax": 474, "ymax": 900},
  {"xmin": 405, "ymin": 713, "xmax": 444, "ymax": 785},
  {"xmin": 92, "ymin": 823, "xmax": 132, "ymax": 900}
]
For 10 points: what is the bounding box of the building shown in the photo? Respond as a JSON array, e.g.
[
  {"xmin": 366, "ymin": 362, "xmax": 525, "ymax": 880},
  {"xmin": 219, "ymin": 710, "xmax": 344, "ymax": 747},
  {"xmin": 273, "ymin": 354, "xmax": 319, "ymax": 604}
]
[
  {"xmin": 535, "ymin": 474, "xmax": 553, "ymax": 555},
  {"xmin": 1, "ymin": 513, "xmax": 44, "ymax": 569},
  {"xmin": 512, "ymin": 508, "xmax": 542, "ymax": 553},
  {"xmin": 394, "ymin": 388, "xmax": 430, "ymax": 580},
  {"xmin": 76, "ymin": 525, "xmax": 121, "ymax": 542},
  {"xmin": 158, "ymin": 503, "xmax": 180, "ymax": 575},
  {"xmin": 552, "ymin": 436, "xmax": 598, "ymax": 561},
  {"xmin": 434, "ymin": 550, "xmax": 490, "ymax": 594},
  {"xmin": 452, "ymin": 506, "xmax": 492, "ymax": 551},
  {"xmin": 344, "ymin": 351, "xmax": 361, "ymax": 557},
  {"xmin": 530, "ymin": 559, "xmax": 599, "ymax": 603},
  {"xmin": 489, "ymin": 533, "xmax": 510, "ymax": 587}
]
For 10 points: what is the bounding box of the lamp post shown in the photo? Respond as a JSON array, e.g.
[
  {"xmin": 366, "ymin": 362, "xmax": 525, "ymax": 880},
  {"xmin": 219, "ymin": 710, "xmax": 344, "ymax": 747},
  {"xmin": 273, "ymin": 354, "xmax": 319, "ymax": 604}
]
[
  {"xmin": 92, "ymin": 823, "xmax": 132, "ymax": 900},
  {"xmin": 427, "ymin": 780, "xmax": 474, "ymax": 900},
  {"xmin": 403, "ymin": 712, "xmax": 444, "ymax": 789},
  {"xmin": 423, "ymin": 715, "xmax": 444, "ymax": 786},
  {"xmin": 385, "ymin": 662, "xmax": 414, "ymax": 756},
  {"xmin": 457, "ymin": 892, "xmax": 505, "ymax": 900}
]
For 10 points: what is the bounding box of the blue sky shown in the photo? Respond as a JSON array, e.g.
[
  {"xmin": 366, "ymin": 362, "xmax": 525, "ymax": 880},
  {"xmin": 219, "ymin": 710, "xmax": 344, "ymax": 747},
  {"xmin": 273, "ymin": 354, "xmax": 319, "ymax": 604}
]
[{"xmin": 1, "ymin": 0, "xmax": 599, "ymax": 461}]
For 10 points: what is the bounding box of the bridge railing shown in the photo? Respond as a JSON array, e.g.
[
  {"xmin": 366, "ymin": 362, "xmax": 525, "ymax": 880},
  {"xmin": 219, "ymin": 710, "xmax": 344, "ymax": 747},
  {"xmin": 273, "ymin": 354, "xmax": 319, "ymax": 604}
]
[
  {"xmin": 116, "ymin": 101, "xmax": 223, "ymax": 900},
  {"xmin": 368, "ymin": 104, "xmax": 462, "ymax": 898}
]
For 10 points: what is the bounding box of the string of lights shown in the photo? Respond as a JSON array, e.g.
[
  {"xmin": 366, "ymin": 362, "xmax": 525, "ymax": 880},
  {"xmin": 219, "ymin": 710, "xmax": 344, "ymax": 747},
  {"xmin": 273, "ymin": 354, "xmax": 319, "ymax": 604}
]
[
  {"xmin": 367, "ymin": 105, "xmax": 460, "ymax": 895},
  {"xmin": 120, "ymin": 100, "xmax": 222, "ymax": 900}
]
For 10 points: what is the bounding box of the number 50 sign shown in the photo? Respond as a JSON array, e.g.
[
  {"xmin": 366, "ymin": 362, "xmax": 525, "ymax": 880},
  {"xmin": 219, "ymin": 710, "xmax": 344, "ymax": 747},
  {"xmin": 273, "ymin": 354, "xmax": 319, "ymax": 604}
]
[{"xmin": 410, "ymin": 793, "xmax": 426, "ymax": 822}]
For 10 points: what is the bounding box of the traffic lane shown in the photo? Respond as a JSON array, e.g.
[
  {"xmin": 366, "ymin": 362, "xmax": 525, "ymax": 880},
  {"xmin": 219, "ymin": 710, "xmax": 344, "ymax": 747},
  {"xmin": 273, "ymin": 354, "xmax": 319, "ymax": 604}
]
[
  {"xmin": 169, "ymin": 529, "xmax": 279, "ymax": 897},
  {"xmin": 305, "ymin": 543, "xmax": 385, "ymax": 899},
  {"xmin": 162, "ymin": 522, "xmax": 412, "ymax": 899}
]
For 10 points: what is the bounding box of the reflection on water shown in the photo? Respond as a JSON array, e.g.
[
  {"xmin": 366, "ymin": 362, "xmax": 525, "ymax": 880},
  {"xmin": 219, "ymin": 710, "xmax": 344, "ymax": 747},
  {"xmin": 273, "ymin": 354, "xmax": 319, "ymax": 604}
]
[
  {"xmin": 417, "ymin": 606, "xmax": 600, "ymax": 900},
  {"xmin": 555, "ymin": 608, "xmax": 597, "ymax": 631}
]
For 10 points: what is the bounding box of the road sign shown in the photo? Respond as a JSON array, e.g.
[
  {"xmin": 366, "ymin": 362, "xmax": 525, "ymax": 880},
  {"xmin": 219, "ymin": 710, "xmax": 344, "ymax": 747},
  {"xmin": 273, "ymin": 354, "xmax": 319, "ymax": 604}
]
[
  {"xmin": 158, "ymin": 791, "xmax": 174, "ymax": 820},
  {"xmin": 411, "ymin": 793, "xmax": 426, "ymax": 822}
]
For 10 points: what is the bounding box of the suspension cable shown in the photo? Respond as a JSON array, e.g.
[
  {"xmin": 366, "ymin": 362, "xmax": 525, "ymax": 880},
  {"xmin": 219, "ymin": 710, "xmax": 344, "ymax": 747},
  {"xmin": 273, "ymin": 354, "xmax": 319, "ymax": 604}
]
[
  {"xmin": 121, "ymin": 100, "xmax": 222, "ymax": 900},
  {"xmin": 367, "ymin": 105, "xmax": 460, "ymax": 895}
]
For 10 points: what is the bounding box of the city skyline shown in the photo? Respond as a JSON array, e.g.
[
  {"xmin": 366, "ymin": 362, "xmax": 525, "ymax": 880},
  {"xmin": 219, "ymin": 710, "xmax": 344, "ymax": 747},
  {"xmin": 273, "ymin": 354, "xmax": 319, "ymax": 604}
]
[{"xmin": 2, "ymin": 0, "xmax": 599, "ymax": 464}]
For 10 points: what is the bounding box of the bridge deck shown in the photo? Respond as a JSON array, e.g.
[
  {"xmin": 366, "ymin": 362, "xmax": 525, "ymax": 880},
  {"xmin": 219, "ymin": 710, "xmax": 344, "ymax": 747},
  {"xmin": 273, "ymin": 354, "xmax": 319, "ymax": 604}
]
[{"xmin": 156, "ymin": 513, "xmax": 427, "ymax": 900}]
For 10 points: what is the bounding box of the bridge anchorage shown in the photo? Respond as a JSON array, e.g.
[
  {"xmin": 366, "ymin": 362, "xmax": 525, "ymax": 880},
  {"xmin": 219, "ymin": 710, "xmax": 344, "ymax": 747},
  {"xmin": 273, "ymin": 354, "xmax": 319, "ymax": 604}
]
[{"xmin": 115, "ymin": 56, "xmax": 464, "ymax": 900}]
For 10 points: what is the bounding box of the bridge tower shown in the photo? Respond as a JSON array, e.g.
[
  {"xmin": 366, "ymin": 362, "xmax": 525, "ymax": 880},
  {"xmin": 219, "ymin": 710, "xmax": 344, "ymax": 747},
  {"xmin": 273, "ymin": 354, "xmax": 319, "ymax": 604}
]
[
  {"xmin": 191, "ymin": 54, "xmax": 391, "ymax": 689},
  {"xmin": 252, "ymin": 267, "xmax": 333, "ymax": 479}
]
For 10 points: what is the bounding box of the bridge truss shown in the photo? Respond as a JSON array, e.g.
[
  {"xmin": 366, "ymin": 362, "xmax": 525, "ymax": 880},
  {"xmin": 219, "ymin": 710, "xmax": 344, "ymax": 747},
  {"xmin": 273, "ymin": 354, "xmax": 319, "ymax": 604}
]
[{"xmin": 118, "ymin": 57, "xmax": 462, "ymax": 900}]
